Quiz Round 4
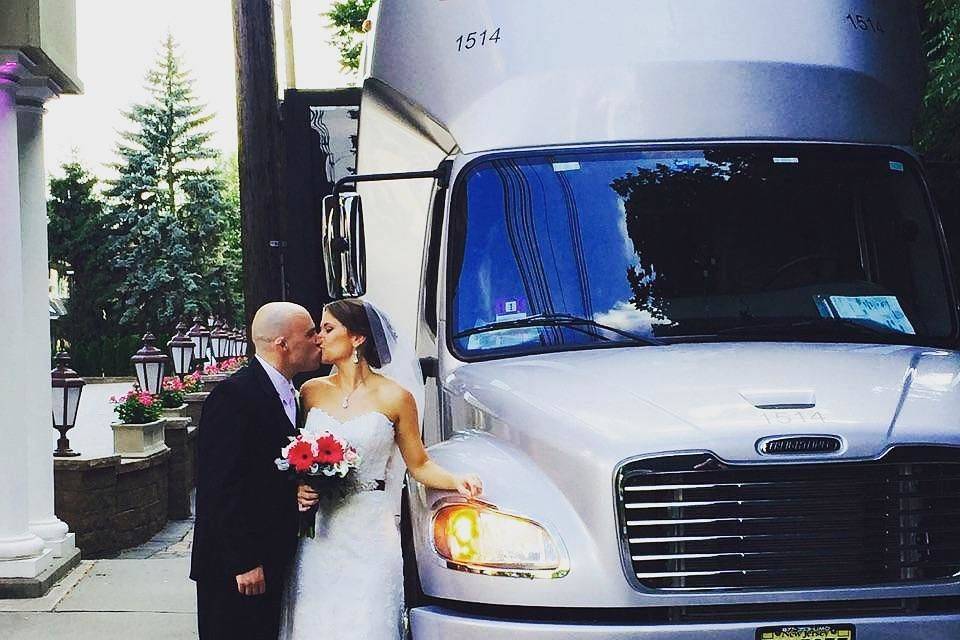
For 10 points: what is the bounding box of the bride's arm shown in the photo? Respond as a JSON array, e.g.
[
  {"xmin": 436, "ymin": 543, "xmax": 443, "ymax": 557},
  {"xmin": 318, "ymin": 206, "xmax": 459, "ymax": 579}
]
[{"xmin": 394, "ymin": 391, "xmax": 482, "ymax": 498}]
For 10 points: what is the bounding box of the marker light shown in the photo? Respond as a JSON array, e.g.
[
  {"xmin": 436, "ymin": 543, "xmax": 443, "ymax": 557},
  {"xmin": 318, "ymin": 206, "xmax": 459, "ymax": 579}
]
[{"xmin": 432, "ymin": 503, "xmax": 567, "ymax": 578}]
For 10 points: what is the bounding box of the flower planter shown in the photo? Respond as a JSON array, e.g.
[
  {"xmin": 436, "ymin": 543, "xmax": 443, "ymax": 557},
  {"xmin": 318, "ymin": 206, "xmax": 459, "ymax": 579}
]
[
  {"xmin": 161, "ymin": 403, "xmax": 188, "ymax": 419},
  {"xmin": 111, "ymin": 419, "xmax": 168, "ymax": 458},
  {"xmin": 184, "ymin": 392, "xmax": 209, "ymax": 427},
  {"xmin": 201, "ymin": 373, "xmax": 228, "ymax": 393}
]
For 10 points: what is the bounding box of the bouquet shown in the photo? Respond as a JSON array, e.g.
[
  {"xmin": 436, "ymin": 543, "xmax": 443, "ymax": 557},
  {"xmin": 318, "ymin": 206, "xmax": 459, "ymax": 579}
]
[
  {"xmin": 111, "ymin": 387, "xmax": 163, "ymax": 424},
  {"xmin": 275, "ymin": 430, "xmax": 361, "ymax": 538}
]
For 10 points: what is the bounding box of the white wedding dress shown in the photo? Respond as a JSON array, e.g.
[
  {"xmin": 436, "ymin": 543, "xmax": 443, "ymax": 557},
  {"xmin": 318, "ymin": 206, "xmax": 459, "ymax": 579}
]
[{"xmin": 279, "ymin": 407, "xmax": 406, "ymax": 640}]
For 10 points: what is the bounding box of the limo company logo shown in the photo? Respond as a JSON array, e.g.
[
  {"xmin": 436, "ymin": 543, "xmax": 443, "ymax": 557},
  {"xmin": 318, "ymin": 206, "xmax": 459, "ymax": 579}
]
[{"xmin": 757, "ymin": 435, "xmax": 843, "ymax": 455}]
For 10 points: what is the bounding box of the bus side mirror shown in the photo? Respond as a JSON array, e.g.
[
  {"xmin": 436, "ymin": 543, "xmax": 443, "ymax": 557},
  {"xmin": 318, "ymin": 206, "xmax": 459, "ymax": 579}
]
[{"xmin": 322, "ymin": 192, "xmax": 366, "ymax": 299}]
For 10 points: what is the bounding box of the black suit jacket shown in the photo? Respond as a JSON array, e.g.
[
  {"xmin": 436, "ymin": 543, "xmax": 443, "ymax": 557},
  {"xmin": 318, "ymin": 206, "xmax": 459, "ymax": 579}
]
[{"xmin": 190, "ymin": 359, "xmax": 300, "ymax": 582}]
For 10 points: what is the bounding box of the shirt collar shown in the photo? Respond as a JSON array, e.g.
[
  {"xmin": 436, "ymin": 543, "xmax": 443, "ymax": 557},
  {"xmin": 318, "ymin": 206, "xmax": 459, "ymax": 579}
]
[{"xmin": 255, "ymin": 354, "xmax": 295, "ymax": 398}]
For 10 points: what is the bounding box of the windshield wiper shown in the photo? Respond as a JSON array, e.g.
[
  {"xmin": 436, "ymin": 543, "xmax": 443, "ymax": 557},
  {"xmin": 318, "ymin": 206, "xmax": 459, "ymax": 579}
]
[
  {"xmin": 715, "ymin": 317, "xmax": 905, "ymax": 339},
  {"xmin": 454, "ymin": 312, "xmax": 660, "ymax": 346}
]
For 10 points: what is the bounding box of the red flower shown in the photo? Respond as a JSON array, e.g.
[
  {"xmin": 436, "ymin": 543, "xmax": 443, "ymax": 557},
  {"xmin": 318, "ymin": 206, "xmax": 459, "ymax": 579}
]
[
  {"xmin": 314, "ymin": 434, "xmax": 344, "ymax": 465},
  {"xmin": 287, "ymin": 441, "xmax": 315, "ymax": 472}
]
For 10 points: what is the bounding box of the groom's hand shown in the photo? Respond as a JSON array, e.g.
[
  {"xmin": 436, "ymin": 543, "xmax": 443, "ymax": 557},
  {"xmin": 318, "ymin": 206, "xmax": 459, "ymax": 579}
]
[
  {"xmin": 235, "ymin": 565, "xmax": 266, "ymax": 596},
  {"xmin": 298, "ymin": 484, "xmax": 320, "ymax": 511}
]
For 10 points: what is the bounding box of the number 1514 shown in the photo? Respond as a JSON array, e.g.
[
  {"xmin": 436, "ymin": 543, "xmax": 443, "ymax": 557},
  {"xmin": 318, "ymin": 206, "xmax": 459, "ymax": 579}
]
[{"xmin": 456, "ymin": 27, "xmax": 501, "ymax": 52}]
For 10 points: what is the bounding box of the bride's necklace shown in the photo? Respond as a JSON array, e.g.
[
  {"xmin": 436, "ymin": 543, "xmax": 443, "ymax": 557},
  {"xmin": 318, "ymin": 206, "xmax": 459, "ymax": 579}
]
[{"xmin": 339, "ymin": 375, "xmax": 366, "ymax": 409}]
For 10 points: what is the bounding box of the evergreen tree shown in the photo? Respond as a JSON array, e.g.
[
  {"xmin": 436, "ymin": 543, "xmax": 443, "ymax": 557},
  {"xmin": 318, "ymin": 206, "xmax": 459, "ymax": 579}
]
[
  {"xmin": 106, "ymin": 35, "xmax": 238, "ymax": 334},
  {"xmin": 47, "ymin": 161, "xmax": 122, "ymax": 345},
  {"xmin": 326, "ymin": 0, "xmax": 376, "ymax": 72}
]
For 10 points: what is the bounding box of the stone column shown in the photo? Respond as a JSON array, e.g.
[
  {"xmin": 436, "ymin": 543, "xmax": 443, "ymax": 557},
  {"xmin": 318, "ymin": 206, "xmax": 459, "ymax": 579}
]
[
  {"xmin": 0, "ymin": 77, "xmax": 50, "ymax": 578},
  {"xmin": 18, "ymin": 90, "xmax": 74, "ymax": 557}
]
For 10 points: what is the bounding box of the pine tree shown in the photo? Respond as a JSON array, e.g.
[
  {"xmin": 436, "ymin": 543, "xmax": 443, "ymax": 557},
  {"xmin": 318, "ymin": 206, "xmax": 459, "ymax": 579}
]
[
  {"xmin": 48, "ymin": 161, "xmax": 122, "ymax": 345},
  {"xmin": 106, "ymin": 35, "xmax": 238, "ymax": 334}
]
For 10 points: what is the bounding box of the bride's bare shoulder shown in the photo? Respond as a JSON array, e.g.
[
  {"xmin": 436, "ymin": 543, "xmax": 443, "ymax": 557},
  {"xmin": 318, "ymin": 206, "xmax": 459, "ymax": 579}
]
[{"xmin": 370, "ymin": 374, "xmax": 414, "ymax": 408}]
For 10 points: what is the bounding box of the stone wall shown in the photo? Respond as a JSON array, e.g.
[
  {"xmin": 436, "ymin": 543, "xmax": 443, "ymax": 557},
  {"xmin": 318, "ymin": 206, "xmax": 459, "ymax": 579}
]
[
  {"xmin": 165, "ymin": 416, "xmax": 197, "ymax": 520},
  {"xmin": 54, "ymin": 450, "xmax": 170, "ymax": 558},
  {"xmin": 52, "ymin": 382, "xmax": 215, "ymax": 558}
]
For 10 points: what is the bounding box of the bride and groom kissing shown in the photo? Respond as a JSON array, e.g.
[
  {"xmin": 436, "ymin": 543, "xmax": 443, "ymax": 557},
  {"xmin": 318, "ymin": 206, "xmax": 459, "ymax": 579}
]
[{"xmin": 189, "ymin": 299, "xmax": 483, "ymax": 640}]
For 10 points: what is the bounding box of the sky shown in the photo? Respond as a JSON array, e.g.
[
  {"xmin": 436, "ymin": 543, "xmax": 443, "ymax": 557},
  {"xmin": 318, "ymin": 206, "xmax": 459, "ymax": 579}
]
[{"xmin": 43, "ymin": 0, "xmax": 357, "ymax": 180}]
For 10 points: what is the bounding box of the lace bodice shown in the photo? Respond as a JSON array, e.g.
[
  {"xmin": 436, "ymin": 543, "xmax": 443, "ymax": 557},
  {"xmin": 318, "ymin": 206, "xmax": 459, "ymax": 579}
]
[{"xmin": 303, "ymin": 407, "xmax": 397, "ymax": 487}]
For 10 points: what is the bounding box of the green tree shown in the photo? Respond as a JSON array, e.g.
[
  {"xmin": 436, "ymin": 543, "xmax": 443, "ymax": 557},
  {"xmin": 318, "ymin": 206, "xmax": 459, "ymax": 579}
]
[
  {"xmin": 107, "ymin": 35, "xmax": 239, "ymax": 334},
  {"xmin": 326, "ymin": 0, "xmax": 376, "ymax": 72},
  {"xmin": 47, "ymin": 160, "xmax": 122, "ymax": 346},
  {"xmin": 214, "ymin": 152, "xmax": 244, "ymax": 324},
  {"xmin": 917, "ymin": 1, "xmax": 960, "ymax": 160}
]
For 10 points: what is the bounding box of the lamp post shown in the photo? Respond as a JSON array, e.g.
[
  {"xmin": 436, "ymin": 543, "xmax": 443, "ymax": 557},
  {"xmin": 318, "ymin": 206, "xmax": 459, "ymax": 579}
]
[
  {"xmin": 51, "ymin": 351, "xmax": 85, "ymax": 457},
  {"xmin": 131, "ymin": 332, "xmax": 169, "ymax": 396},
  {"xmin": 187, "ymin": 316, "xmax": 211, "ymax": 372},
  {"xmin": 167, "ymin": 321, "xmax": 194, "ymax": 381}
]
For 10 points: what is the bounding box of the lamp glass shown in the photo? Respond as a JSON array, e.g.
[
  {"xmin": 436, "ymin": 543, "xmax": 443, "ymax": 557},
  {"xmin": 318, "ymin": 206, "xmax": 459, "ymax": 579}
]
[
  {"xmin": 52, "ymin": 388, "xmax": 65, "ymax": 427},
  {"xmin": 172, "ymin": 345, "xmax": 192, "ymax": 375},
  {"xmin": 147, "ymin": 361, "xmax": 164, "ymax": 395},
  {"xmin": 65, "ymin": 387, "xmax": 81, "ymax": 427}
]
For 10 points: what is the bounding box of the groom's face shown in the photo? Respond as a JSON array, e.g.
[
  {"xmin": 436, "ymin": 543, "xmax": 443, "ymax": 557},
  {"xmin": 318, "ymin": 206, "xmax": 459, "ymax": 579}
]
[{"xmin": 284, "ymin": 312, "xmax": 322, "ymax": 373}]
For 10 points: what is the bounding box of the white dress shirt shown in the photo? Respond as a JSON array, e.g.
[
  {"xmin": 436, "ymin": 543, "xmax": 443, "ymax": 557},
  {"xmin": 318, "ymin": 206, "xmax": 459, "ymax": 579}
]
[{"xmin": 255, "ymin": 354, "xmax": 297, "ymax": 427}]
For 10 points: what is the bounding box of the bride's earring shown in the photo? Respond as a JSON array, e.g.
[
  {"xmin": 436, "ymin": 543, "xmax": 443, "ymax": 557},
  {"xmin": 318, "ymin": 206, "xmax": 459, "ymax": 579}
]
[{"xmin": 352, "ymin": 347, "xmax": 359, "ymax": 364}]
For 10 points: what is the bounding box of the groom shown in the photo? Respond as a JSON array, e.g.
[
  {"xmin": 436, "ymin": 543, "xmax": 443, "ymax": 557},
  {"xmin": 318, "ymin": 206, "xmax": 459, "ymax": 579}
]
[{"xmin": 190, "ymin": 302, "xmax": 323, "ymax": 639}]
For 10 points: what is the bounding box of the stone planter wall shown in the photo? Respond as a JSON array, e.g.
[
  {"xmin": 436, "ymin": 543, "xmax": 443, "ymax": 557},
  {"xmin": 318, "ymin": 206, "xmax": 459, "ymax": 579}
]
[
  {"xmin": 184, "ymin": 391, "xmax": 209, "ymax": 430},
  {"xmin": 164, "ymin": 410, "xmax": 197, "ymax": 520},
  {"xmin": 201, "ymin": 373, "xmax": 228, "ymax": 393},
  {"xmin": 54, "ymin": 449, "xmax": 170, "ymax": 558},
  {"xmin": 53, "ymin": 390, "xmax": 209, "ymax": 558}
]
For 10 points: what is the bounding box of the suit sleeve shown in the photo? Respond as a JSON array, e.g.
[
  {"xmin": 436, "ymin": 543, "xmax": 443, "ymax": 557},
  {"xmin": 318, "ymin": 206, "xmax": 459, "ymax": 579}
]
[{"xmin": 197, "ymin": 381, "xmax": 262, "ymax": 576}]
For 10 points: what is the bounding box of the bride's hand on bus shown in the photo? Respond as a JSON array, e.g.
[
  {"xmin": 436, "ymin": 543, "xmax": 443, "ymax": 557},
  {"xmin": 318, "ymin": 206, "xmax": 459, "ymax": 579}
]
[{"xmin": 455, "ymin": 473, "xmax": 483, "ymax": 498}]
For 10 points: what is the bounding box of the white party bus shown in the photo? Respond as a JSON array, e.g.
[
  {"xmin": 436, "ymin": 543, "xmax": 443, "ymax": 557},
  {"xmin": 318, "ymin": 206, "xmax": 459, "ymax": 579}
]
[{"xmin": 318, "ymin": 2, "xmax": 960, "ymax": 638}]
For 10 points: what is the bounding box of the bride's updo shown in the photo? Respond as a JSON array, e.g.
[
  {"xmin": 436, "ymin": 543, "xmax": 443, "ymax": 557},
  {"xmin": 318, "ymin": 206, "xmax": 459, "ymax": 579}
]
[{"xmin": 324, "ymin": 299, "xmax": 383, "ymax": 368}]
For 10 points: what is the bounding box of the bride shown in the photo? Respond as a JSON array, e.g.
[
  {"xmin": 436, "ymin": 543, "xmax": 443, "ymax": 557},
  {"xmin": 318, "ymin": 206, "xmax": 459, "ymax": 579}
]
[{"xmin": 279, "ymin": 298, "xmax": 482, "ymax": 640}]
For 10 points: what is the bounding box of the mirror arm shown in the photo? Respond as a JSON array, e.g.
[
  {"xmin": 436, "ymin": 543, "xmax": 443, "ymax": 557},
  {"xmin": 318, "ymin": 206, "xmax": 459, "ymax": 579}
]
[{"xmin": 333, "ymin": 166, "xmax": 450, "ymax": 199}]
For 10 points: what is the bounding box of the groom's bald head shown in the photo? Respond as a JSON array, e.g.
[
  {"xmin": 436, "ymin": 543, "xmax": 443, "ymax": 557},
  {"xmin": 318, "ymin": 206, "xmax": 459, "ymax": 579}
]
[{"xmin": 251, "ymin": 302, "xmax": 321, "ymax": 377}]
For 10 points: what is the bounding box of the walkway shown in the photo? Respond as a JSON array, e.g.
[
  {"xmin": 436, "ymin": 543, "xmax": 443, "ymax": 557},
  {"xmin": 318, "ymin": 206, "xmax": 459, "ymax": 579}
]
[{"xmin": 0, "ymin": 499, "xmax": 197, "ymax": 639}]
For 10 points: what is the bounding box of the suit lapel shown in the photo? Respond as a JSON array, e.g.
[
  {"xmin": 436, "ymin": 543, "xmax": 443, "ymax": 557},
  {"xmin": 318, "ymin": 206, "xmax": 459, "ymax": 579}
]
[{"xmin": 249, "ymin": 358, "xmax": 297, "ymax": 438}]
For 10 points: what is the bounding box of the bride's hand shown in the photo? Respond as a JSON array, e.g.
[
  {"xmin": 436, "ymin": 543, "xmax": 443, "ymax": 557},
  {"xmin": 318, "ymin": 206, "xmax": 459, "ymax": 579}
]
[{"xmin": 454, "ymin": 473, "xmax": 483, "ymax": 498}]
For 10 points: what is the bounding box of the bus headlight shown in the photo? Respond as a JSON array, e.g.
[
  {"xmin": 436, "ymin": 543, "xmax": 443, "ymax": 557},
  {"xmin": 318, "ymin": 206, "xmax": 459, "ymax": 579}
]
[{"xmin": 431, "ymin": 502, "xmax": 569, "ymax": 578}]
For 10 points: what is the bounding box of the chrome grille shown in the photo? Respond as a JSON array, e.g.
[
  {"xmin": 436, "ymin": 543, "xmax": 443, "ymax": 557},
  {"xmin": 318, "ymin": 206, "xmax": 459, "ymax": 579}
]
[{"xmin": 616, "ymin": 447, "xmax": 960, "ymax": 591}]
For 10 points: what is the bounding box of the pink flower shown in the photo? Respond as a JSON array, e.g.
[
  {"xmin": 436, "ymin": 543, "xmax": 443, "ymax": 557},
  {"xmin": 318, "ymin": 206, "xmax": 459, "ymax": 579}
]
[{"xmin": 138, "ymin": 393, "xmax": 154, "ymax": 406}]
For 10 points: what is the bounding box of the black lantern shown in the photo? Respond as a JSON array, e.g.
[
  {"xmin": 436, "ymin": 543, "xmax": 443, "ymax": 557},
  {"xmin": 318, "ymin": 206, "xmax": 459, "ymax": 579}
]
[
  {"xmin": 51, "ymin": 351, "xmax": 85, "ymax": 457},
  {"xmin": 167, "ymin": 321, "xmax": 194, "ymax": 381},
  {"xmin": 211, "ymin": 320, "xmax": 230, "ymax": 363},
  {"xmin": 226, "ymin": 326, "xmax": 239, "ymax": 357},
  {"xmin": 131, "ymin": 332, "xmax": 169, "ymax": 395},
  {"xmin": 235, "ymin": 329, "xmax": 247, "ymax": 357},
  {"xmin": 187, "ymin": 316, "xmax": 211, "ymax": 370}
]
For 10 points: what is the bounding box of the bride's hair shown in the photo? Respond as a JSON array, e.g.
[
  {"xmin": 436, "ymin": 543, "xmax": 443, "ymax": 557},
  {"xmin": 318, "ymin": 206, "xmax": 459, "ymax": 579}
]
[{"xmin": 323, "ymin": 299, "xmax": 383, "ymax": 368}]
